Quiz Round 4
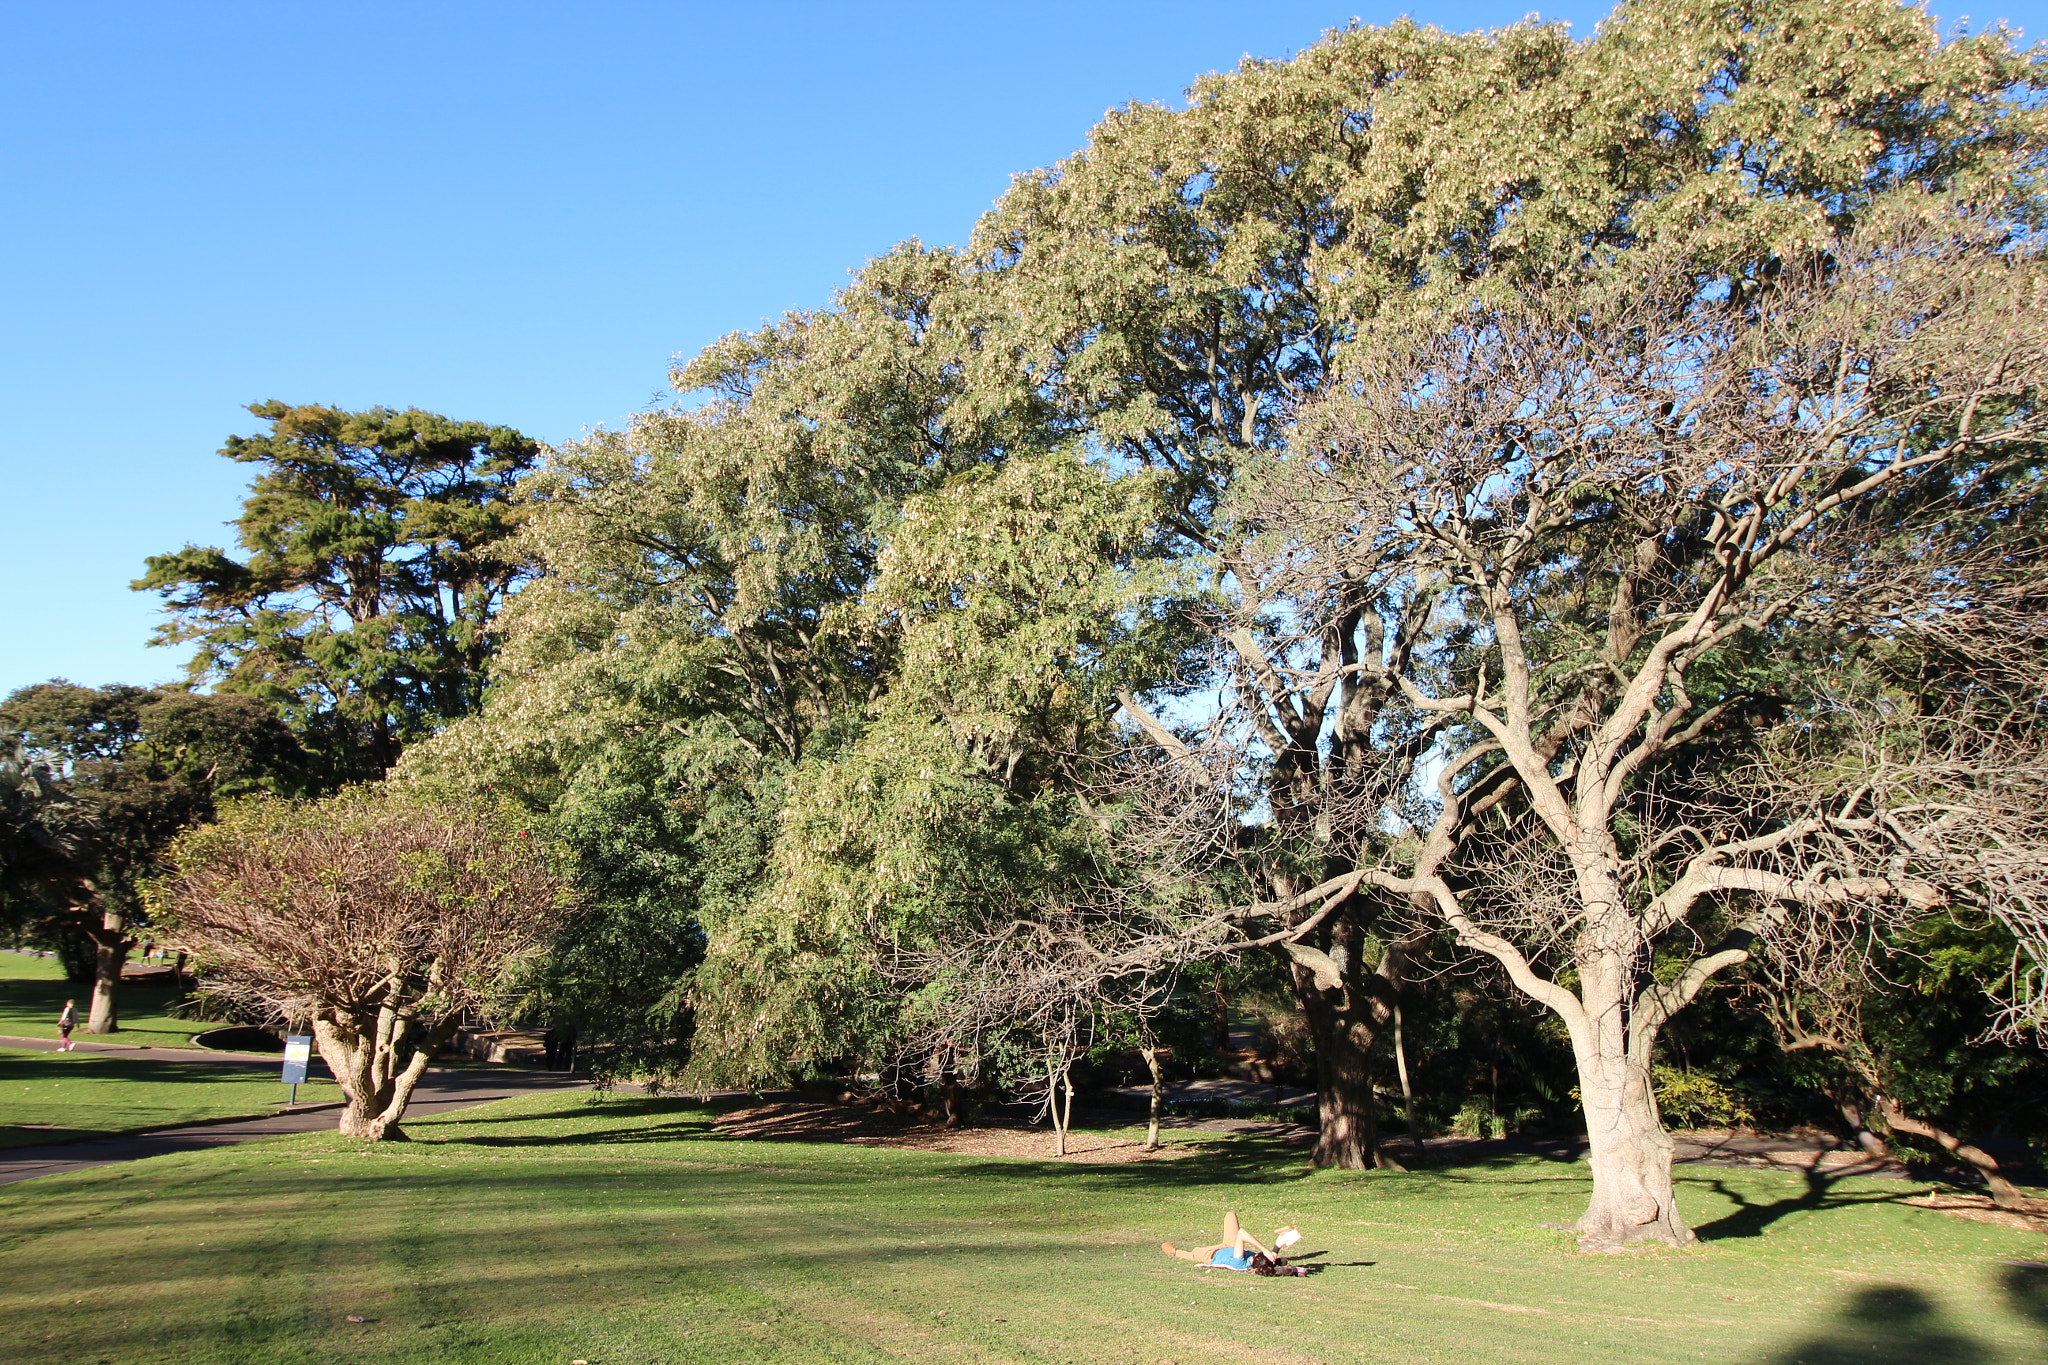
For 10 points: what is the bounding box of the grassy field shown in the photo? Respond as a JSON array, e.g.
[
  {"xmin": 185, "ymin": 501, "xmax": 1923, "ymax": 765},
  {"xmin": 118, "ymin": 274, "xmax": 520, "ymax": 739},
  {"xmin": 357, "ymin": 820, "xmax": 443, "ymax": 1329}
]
[
  {"xmin": 1, "ymin": 1090, "xmax": 2043, "ymax": 1365},
  {"xmin": 0, "ymin": 1047, "xmax": 337, "ymax": 1147},
  {"xmin": 0, "ymin": 950, "xmax": 215, "ymax": 1049}
]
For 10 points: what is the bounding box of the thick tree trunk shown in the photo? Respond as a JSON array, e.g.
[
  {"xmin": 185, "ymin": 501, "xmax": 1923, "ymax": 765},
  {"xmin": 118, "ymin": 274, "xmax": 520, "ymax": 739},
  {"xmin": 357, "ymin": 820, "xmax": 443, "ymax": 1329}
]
[
  {"xmin": 85, "ymin": 913, "xmax": 131, "ymax": 1034},
  {"xmin": 313, "ymin": 1007, "xmax": 454, "ymax": 1142},
  {"xmin": 1572, "ymin": 943, "xmax": 1691, "ymax": 1249},
  {"xmin": 1287, "ymin": 905, "xmax": 1398, "ymax": 1170},
  {"xmin": 1876, "ymin": 1098, "xmax": 2029, "ymax": 1209},
  {"xmin": 1577, "ymin": 1063, "xmax": 1689, "ymax": 1248},
  {"xmin": 1310, "ymin": 1016, "xmax": 1385, "ymax": 1169}
]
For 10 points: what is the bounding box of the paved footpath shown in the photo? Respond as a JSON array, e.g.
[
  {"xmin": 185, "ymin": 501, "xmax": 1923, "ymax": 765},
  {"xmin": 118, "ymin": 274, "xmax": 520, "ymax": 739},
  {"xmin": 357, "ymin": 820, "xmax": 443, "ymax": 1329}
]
[{"xmin": 0, "ymin": 1035, "xmax": 587, "ymax": 1185}]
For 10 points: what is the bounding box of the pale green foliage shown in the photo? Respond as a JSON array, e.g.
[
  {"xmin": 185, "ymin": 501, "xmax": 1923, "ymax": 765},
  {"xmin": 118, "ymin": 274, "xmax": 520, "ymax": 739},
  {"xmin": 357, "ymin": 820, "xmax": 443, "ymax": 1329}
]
[
  {"xmin": 960, "ymin": 0, "xmax": 2041, "ymax": 530},
  {"xmin": 682, "ymin": 450, "xmax": 1210, "ymax": 1085},
  {"xmin": 413, "ymin": 0, "xmax": 2048, "ymax": 1100},
  {"xmin": 867, "ymin": 451, "xmax": 1179, "ymax": 751},
  {"xmin": 404, "ymin": 245, "xmax": 1068, "ymax": 1086}
]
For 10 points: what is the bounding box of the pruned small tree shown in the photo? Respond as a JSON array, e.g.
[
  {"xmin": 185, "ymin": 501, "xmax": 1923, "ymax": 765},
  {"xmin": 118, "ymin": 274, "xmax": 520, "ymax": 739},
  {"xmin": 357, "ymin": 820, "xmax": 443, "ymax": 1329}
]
[{"xmin": 151, "ymin": 786, "xmax": 575, "ymax": 1140}]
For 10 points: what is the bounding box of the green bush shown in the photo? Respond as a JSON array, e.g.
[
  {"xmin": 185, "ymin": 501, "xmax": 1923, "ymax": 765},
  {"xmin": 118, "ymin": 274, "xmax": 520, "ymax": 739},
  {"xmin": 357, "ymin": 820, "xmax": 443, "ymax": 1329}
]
[
  {"xmin": 1450, "ymin": 1096, "xmax": 1496, "ymax": 1139},
  {"xmin": 1653, "ymin": 1066, "xmax": 1754, "ymax": 1129}
]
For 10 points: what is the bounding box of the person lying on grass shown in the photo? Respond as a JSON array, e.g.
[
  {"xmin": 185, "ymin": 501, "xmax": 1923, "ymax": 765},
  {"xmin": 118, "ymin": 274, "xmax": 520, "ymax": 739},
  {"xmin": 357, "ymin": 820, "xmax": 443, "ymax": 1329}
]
[{"xmin": 1163, "ymin": 1213, "xmax": 1307, "ymax": 1276}]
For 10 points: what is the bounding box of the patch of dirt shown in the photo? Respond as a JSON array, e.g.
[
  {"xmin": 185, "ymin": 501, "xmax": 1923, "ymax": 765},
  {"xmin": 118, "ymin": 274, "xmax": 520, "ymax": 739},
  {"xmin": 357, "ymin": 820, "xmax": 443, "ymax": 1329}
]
[
  {"xmin": 1902, "ymin": 1191, "xmax": 2048, "ymax": 1234},
  {"xmin": 712, "ymin": 1098, "xmax": 1217, "ymax": 1163}
]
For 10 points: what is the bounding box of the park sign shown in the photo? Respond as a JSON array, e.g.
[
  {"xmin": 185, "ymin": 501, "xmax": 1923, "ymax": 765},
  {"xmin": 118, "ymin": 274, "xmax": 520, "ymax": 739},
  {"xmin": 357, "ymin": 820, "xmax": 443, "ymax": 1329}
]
[{"xmin": 281, "ymin": 1034, "xmax": 312, "ymax": 1092}]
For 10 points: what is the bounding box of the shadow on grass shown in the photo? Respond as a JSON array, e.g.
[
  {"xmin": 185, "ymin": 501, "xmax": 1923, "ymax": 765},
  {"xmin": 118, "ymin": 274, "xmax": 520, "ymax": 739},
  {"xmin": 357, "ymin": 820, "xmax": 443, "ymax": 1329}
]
[
  {"xmin": 1692, "ymin": 1169, "xmax": 1916, "ymax": 1241},
  {"xmin": 0, "ymin": 1052, "xmax": 277, "ymax": 1085},
  {"xmin": 2006, "ymin": 1261, "xmax": 2048, "ymax": 1328},
  {"xmin": 412, "ymin": 1095, "xmax": 1616, "ymax": 1199},
  {"xmin": 1756, "ymin": 1285, "xmax": 1987, "ymax": 1364}
]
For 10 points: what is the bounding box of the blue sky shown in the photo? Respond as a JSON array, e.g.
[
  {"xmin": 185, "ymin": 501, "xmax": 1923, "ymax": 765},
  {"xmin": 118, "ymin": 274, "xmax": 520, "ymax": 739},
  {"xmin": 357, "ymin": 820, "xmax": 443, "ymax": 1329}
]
[{"xmin": 1, "ymin": 1, "xmax": 2037, "ymax": 696}]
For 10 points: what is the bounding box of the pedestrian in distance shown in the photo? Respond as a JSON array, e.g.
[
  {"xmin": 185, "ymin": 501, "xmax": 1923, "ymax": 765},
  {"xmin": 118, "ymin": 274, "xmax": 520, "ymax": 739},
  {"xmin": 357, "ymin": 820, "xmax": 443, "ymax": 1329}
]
[{"xmin": 57, "ymin": 998, "xmax": 78, "ymax": 1051}]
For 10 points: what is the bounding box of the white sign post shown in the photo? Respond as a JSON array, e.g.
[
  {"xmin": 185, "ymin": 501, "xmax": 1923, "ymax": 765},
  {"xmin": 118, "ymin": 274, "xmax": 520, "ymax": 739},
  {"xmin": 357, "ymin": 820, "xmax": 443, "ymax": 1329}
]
[{"xmin": 281, "ymin": 1034, "xmax": 312, "ymax": 1107}]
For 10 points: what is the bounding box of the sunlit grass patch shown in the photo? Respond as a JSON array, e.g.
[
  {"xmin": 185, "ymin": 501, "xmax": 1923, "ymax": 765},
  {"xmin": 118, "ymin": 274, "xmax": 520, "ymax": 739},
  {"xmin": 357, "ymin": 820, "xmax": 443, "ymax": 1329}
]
[
  {"xmin": 1, "ymin": 1088, "xmax": 2042, "ymax": 1364},
  {"xmin": 0, "ymin": 1047, "xmax": 334, "ymax": 1146}
]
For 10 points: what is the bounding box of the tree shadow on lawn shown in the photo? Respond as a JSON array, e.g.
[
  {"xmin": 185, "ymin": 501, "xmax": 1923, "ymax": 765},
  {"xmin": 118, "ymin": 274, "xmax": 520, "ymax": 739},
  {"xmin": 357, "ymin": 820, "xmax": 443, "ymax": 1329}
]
[
  {"xmin": 2006, "ymin": 1261, "xmax": 2048, "ymax": 1329},
  {"xmin": 419, "ymin": 1096, "xmax": 1606, "ymax": 1200},
  {"xmin": 1690, "ymin": 1168, "xmax": 1919, "ymax": 1242},
  {"xmin": 0, "ymin": 1051, "xmax": 276, "ymax": 1085},
  {"xmin": 413, "ymin": 1094, "xmax": 733, "ymax": 1145},
  {"xmin": 1749, "ymin": 1272, "xmax": 2048, "ymax": 1365}
]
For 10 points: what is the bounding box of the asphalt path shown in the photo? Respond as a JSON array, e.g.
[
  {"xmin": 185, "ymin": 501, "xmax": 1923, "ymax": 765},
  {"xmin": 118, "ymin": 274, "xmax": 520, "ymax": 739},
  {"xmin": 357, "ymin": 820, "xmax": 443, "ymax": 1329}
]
[{"xmin": 0, "ymin": 1036, "xmax": 586, "ymax": 1185}]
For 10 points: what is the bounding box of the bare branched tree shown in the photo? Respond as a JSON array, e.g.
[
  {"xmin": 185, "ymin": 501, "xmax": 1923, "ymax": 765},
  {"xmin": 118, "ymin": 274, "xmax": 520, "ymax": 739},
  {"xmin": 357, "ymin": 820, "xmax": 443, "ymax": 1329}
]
[
  {"xmin": 151, "ymin": 788, "xmax": 575, "ymax": 1140},
  {"xmin": 876, "ymin": 887, "xmax": 1212, "ymax": 1156},
  {"xmin": 1744, "ymin": 722, "xmax": 2048, "ymax": 1209},
  {"xmin": 1110, "ymin": 535, "xmax": 1445, "ymax": 1168},
  {"xmin": 1111, "ymin": 214, "xmax": 2048, "ymax": 1246}
]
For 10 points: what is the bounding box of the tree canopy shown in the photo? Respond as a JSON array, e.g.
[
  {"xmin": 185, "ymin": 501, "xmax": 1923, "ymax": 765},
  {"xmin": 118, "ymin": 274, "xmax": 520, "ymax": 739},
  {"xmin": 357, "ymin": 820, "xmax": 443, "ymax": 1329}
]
[
  {"xmin": 393, "ymin": 0, "xmax": 2048, "ymax": 1245},
  {"xmin": 0, "ymin": 681, "xmax": 307, "ymax": 1031},
  {"xmin": 136, "ymin": 402, "xmax": 541, "ymax": 781}
]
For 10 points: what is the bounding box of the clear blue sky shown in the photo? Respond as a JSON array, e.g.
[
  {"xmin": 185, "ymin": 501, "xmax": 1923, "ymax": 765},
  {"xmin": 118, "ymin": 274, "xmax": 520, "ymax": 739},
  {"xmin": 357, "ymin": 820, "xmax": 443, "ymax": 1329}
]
[{"xmin": 1, "ymin": 1, "xmax": 2036, "ymax": 697}]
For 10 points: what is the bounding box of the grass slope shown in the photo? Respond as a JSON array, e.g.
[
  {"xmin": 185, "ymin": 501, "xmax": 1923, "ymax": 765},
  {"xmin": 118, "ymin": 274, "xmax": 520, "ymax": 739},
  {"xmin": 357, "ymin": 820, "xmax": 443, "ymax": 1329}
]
[
  {"xmin": 0, "ymin": 1047, "xmax": 336, "ymax": 1147},
  {"xmin": 0, "ymin": 950, "xmax": 214, "ymax": 1049},
  {"xmin": 1, "ymin": 1090, "xmax": 2043, "ymax": 1365}
]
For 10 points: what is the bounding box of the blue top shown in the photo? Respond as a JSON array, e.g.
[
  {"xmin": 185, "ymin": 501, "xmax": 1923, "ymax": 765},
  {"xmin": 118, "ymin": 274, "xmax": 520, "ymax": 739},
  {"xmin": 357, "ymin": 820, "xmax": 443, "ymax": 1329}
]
[{"xmin": 1208, "ymin": 1247, "xmax": 1253, "ymax": 1270}]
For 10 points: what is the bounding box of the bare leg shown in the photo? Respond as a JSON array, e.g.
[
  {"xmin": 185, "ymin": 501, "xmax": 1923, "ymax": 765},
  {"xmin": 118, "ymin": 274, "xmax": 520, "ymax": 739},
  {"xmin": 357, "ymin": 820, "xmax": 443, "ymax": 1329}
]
[
  {"xmin": 1164, "ymin": 1242, "xmax": 1227, "ymax": 1262},
  {"xmin": 1166, "ymin": 1212, "xmax": 1268, "ymax": 1264}
]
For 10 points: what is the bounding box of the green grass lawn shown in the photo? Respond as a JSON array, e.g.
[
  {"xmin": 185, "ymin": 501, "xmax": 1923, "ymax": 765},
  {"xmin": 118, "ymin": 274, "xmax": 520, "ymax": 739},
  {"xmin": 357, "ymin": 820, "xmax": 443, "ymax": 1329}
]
[
  {"xmin": 1, "ymin": 1090, "xmax": 2042, "ymax": 1365},
  {"xmin": 0, "ymin": 950, "xmax": 216, "ymax": 1049},
  {"xmin": 0, "ymin": 1046, "xmax": 336, "ymax": 1147}
]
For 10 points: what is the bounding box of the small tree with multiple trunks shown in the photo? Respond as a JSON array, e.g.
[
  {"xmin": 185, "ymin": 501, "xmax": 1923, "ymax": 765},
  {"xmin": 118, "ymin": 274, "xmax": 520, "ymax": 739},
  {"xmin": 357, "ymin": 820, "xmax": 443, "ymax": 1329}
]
[{"xmin": 151, "ymin": 786, "xmax": 574, "ymax": 1140}]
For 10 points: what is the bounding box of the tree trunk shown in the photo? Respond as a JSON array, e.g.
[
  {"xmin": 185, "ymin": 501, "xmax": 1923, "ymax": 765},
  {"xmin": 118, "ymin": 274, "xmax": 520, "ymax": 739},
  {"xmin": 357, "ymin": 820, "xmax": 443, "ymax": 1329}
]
[
  {"xmin": 85, "ymin": 912, "xmax": 131, "ymax": 1034},
  {"xmin": 1571, "ymin": 943, "xmax": 1692, "ymax": 1249},
  {"xmin": 1144, "ymin": 1045, "xmax": 1165, "ymax": 1151},
  {"xmin": 1048, "ymin": 1052, "xmax": 1074, "ymax": 1157},
  {"xmin": 1876, "ymin": 1097, "xmax": 2029, "ymax": 1209},
  {"xmin": 1287, "ymin": 905, "xmax": 1393, "ymax": 1170},
  {"xmin": 1836, "ymin": 1096, "xmax": 1891, "ymax": 1161},
  {"xmin": 937, "ymin": 1054, "xmax": 963, "ymax": 1129},
  {"xmin": 1394, "ymin": 1002, "xmax": 1424, "ymax": 1163},
  {"xmin": 1307, "ymin": 1007, "xmax": 1386, "ymax": 1169},
  {"xmin": 313, "ymin": 1007, "xmax": 454, "ymax": 1142}
]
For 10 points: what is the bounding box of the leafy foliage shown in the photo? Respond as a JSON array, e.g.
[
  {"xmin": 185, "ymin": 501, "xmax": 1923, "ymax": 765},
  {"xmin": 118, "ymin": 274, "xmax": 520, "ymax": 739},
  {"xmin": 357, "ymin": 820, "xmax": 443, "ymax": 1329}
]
[{"xmin": 136, "ymin": 403, "xmax": 540, "ymax": 781}]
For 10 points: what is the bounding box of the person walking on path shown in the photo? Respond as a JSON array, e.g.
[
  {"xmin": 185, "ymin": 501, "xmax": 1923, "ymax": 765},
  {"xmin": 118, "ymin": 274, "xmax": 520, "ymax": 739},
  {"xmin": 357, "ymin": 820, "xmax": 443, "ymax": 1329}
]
[{"xmin": 57, "ymin": 999, "xmax": 78, "ymax": 1051}]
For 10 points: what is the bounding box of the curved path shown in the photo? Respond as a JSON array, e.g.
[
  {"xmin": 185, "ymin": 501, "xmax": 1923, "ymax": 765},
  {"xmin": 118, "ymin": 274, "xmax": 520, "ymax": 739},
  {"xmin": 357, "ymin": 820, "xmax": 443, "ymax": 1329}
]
[{"xmin": 0, "ymin": 1036, "xmax": 585, "ymax": 1185}]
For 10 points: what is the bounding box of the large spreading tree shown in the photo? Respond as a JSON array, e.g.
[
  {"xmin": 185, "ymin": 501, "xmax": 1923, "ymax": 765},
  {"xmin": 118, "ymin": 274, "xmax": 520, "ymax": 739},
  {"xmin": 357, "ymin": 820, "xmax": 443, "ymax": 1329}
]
[
  {"xmin": 766, "ymin": 0, "xmax": 2048, "ymax": 1175},
  {"xmin": 404, "ymin": 0, "xmax": 2048, "ymax": 1219}
]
